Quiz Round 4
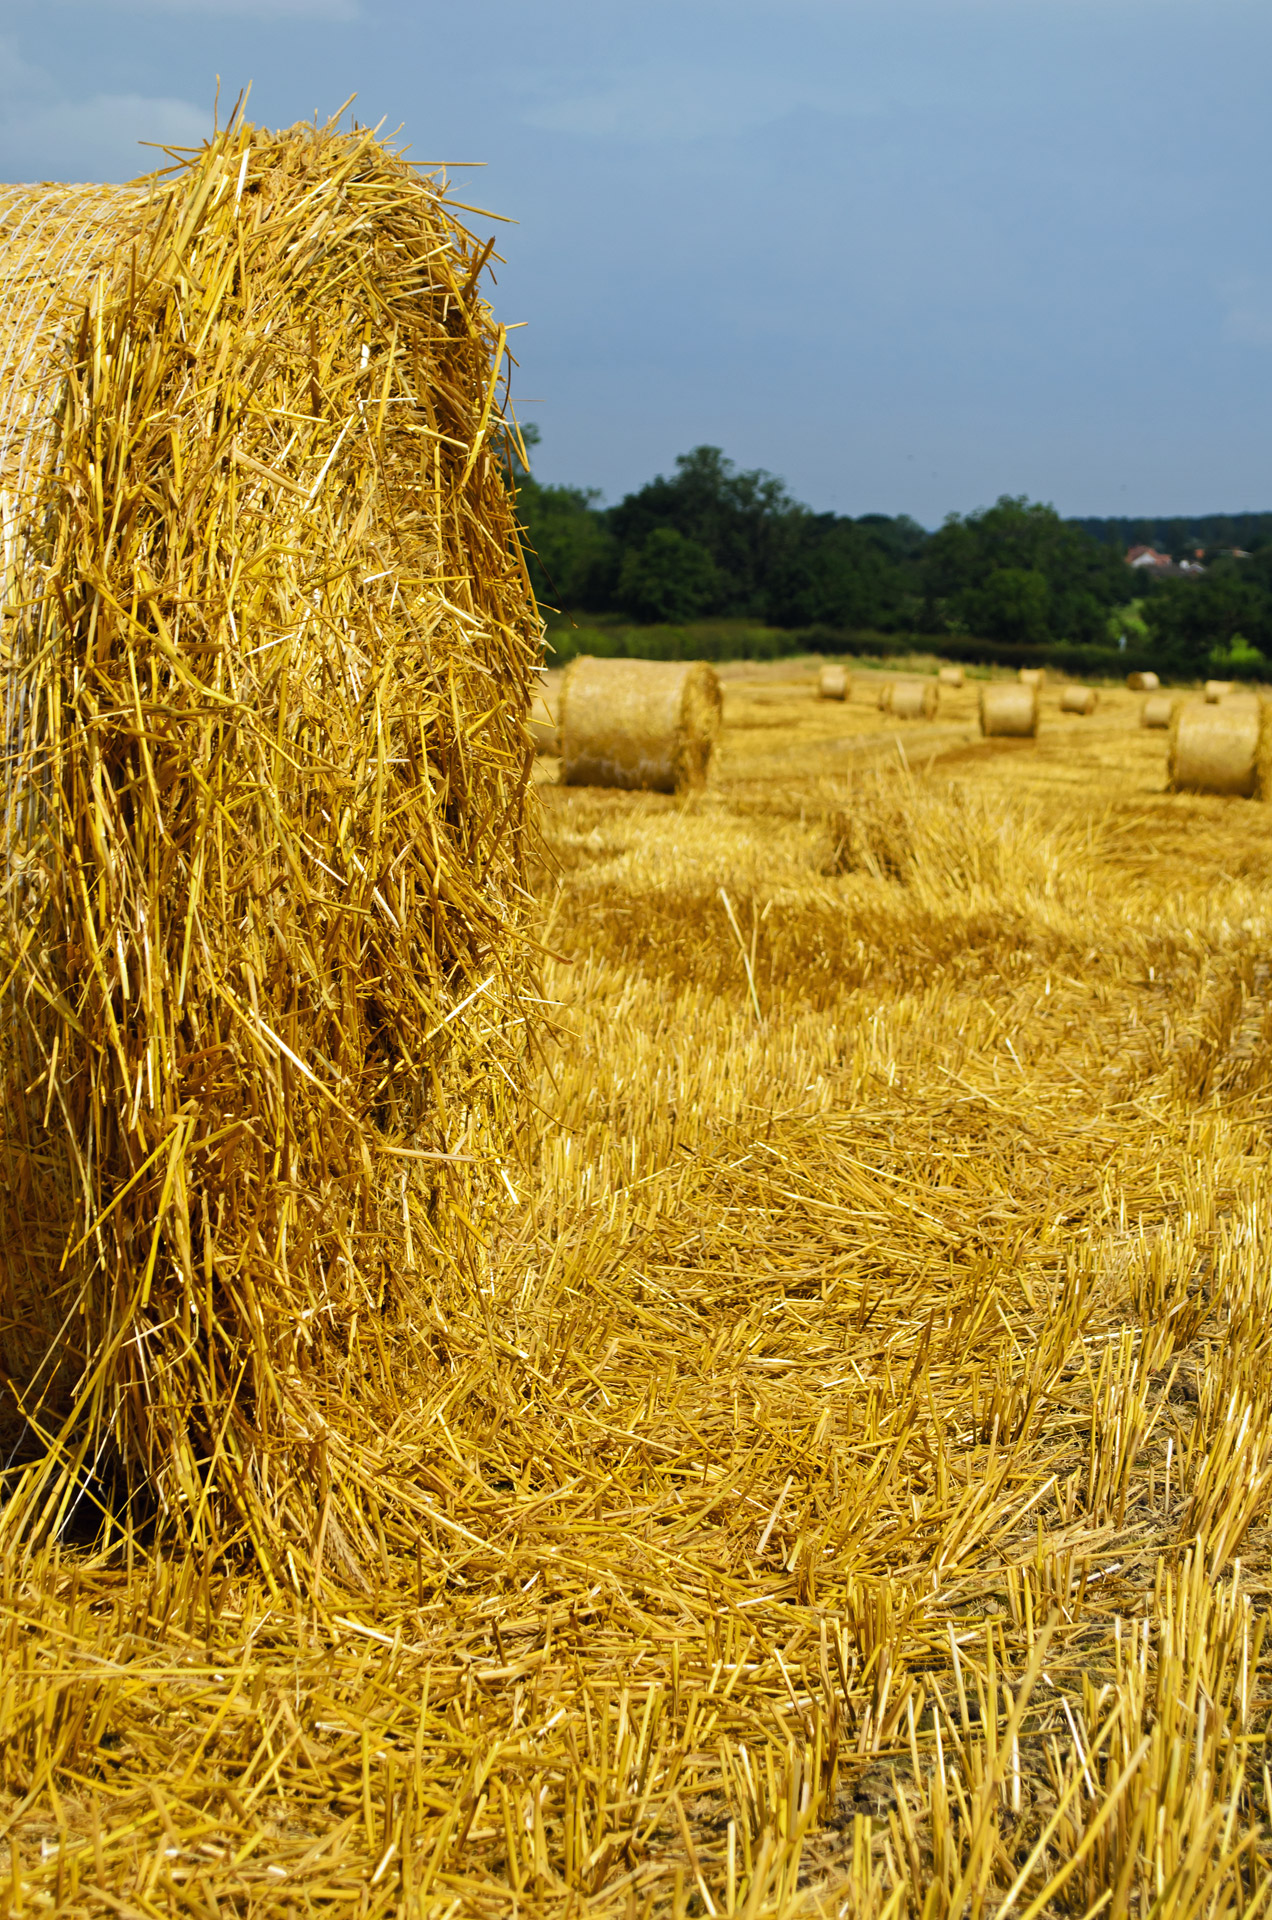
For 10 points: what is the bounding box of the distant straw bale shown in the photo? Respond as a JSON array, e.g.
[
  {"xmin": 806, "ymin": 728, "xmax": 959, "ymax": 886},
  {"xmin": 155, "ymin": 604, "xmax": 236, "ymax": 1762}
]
[
  {"xmin": 1060, "ymin": 686, "xmax": 1098, "ymax": 715},
  {"xmin": 1168, "ymin": 697, "xmax": 1272, "ymax": 798},
  {"xmin": 880, "ymin": 679, "xmax": 938, "ymax": 720},
  {"xmin": 818, "ymin": 663, "xmax": 850, "ymax": 701},
  {"xmin": 1142, "ymin": 692, "xmax": 1180, "ymax": 729},
  {"xmin": 980, "ymin": 683, "xmax": 1039, "ymax": 737},
  {"xmin": 0, "ymin": 122, "xmax": 540, "ymax": 1569},
  {"xmin": 1018, "ymin": 667, "xmax": 1046, "ymax": 688},
  {"xmin": 1205, "ymin": 680, "xmax": 1236, "ymax": 703},
  {"xmin": 1128, "ymin": 671, "xmax": 1160, "ymax": 691},
  {"xmin": 559, "ymin": 657, "xmax": 721, "ymax": 792},
  {"xmin": 938, "ymin": 665, "xmax": 964, "ymax": 689}
]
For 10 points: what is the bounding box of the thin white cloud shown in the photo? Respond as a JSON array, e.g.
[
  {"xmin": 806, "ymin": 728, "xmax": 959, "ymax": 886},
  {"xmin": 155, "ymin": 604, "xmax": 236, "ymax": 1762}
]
[
  {"xmin": 0, "ymin": 41, "xmax": 211, "ymax": 182},
  {"xmin": 517, "ymin": 66, "xmax": 866, "ymax": 145}
]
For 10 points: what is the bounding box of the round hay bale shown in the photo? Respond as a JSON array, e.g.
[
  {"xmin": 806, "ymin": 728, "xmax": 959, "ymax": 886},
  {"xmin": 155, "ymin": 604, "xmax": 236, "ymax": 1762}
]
[
  {"xmin": 0, "ymin": 123, "xmax": 540, "ymax": 1569},
  {"xmin": 880, "ymin": 679, "xmax": 938, "ymax": 719},
  {"xmin": 559, "ymin": 656, "xmax": 721, "ymax": 791},
  {"xmin": 1018, "ymin": 666, "xmax": 1046, "ymax": 688},
  {"xmin": 1205, "ymin": 679, "xmax": 1236, "ymax": 703},
  {"xmin": 1060, "ymin": 686, "xmax": 1098, "ymax": 715},
  {"xmin": 980, "ymin": 683, "xmax": 1039, "ymax": 737},
  {"xmin": 818, "ymin": 663, "xmax": 850, "ymax": 701},
  {"xmin": 938, "ymin": 665, "xmax": 965, "ymax": 689},
  {"xmin": 1141, "ymin": 692, "xmax": 1179, "ymax": 729},
  {"xmin": 1127, "ymin": 671, "xmax": 1160, "ymax": 691},
  {"xmin": 1168, "ymin": 698, "xmax": 1271, "ymax": 797}
]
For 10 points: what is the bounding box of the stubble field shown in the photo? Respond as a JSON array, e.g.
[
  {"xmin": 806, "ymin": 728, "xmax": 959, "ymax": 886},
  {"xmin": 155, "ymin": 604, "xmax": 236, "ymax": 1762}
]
[{"xmin": 5, "ymin": 663, "xmax": 1272, "ymax": 1918}]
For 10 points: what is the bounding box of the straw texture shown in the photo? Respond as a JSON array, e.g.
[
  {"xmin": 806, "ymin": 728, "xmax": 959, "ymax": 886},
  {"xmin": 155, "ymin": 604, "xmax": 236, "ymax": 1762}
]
[
  {"xmin": 1018, "ymin": 666, "xmax": 1046, "ymax": 688},
  {"xmin": 1142, "ymin": 691, "xmax": 1179, "ymax": 729},
  {"xmin": 980, "ymin": 682, "xmax": 1039, "ymax": 737},
  {"xmin": 937, "ymin": 664, "xmax": 964, "ymax": 688},
  {"xmin": 1060, "ymin": 685, "xmax": 1098, "ymax": 715},
  {"xmin": 1168, "ymin": 697, "xmax": 1271, "ymax": 798},
  {"xmin": 1127, "ymin": 670, "xmax": 1160, "ymax": 691},
  {"xmin": 879, "ymin": 678, "xmax": 938, "ymax": 720},
  {"xmin": 559, "ymin": 656, "xmax": 722, "ymax": 792},
  {"xmin": 0, "ymin": 121, "xmax": 541, "ymax": 1571},
  {"xmin": 817, "ymin": 663, "xmax": 849, "ymax": 701},
  {"xmin": 1205, "ymin": 680, "xmax": 1236, "ymax": 703}
]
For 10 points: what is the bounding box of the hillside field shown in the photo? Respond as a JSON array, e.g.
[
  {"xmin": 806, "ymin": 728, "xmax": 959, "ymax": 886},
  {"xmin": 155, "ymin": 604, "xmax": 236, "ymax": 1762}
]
[{"xmin": 5, "ymin": 662, "xmax": 1272, "ymax": 1917}]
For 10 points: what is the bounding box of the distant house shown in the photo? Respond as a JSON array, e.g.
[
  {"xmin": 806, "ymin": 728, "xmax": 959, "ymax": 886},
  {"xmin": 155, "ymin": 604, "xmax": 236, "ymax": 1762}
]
[{"xmin": 1125, "ymin": 545, "xmax": 1204, "ymax": 577}]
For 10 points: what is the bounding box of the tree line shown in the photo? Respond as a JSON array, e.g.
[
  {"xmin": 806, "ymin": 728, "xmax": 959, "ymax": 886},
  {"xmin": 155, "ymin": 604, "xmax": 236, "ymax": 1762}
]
[{"xmin": 513, "ymin": 435, "xmax": 1272, "ymax": 674}]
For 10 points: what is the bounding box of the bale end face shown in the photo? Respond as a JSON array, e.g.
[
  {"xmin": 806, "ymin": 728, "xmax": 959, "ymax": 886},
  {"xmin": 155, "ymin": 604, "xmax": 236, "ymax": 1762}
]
[
  {"xmin": 980, "ymin": 683, "xmax": 1039, "ymax": 738},
  {"xmin": 1060, "ymin": 686, "xmax": 1098, "ymax": 715},
  {"xmin": 1168, "ymin": 697, "xmax": 1270, "ymax": 798},
  {"xmin": 560, "ymin": 657, "xmax": 722, "ymax": 792},
  {"xmin": 818, "ymin": 664, "xmax": 850, "ymax": 701}
]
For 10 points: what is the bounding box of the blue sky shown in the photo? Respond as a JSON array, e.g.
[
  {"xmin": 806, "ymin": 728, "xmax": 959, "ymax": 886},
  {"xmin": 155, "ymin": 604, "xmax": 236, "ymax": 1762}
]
[{"xmin": 1, "ymin": 0, "xmax": 1268, "ymax": 524}]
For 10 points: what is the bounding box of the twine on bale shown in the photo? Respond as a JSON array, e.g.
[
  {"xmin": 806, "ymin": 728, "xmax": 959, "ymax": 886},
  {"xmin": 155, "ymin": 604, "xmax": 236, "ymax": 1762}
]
[
  {"xmin": 818, "ymin": 663, "xmax": 850, "ymax": 701},
  {"xmin": 559, "ymin": 656, "xmax": 721, "ymax": 792},
  {"xmin": 938, "ymin": 665, "xmax": 964, "ymax": 689},
  {"xmin": 1128, "ymin": 671, "xmax": 1160, "ymax": 691},
  {"xmin": 1060, "ymin": 686, "xmax": 1098, "ymax": 715},
  {"xmin": 1018, "ymin": 667, "xmax": 1046, "ymax": 688},
  {"xmin": 0, "ymin": 119, "xmax": 541, "ymax": 1580},
  {"xmin": 1205, "ymin": 680, "xmax": 1236, "ymax": 703},
  {"xmin": 980, "ymin": 683, "xmax": 1039, "ymax": 737},
  {"xmin": 1168, "ymin": 697, "xmax": 1272, "ymax": 798},
  {"xmin": 880, "ymin": 679, "xmax": 938, "ymax": 720},
  {"xmin": 1142, "ymin": 692, "xmax": 1179, "ymax": 729}
]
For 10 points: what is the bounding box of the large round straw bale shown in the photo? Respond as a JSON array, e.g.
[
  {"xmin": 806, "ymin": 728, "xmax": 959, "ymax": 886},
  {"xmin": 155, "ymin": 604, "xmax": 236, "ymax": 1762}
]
[
  {"xmin": 1127, "ymin": 671, "xmax": 1160, "ymax": 691},
  {"xmin": 1168, "ymin": 698, "xmax": 1271, "ymax": 797},
  {"xmin": 1141, "ymin": 692, "xmax": 1179, "ymax": 729},
  {"xmin": 980, "ymin": 683, "xmax": 1039, "ymax": 737},
  {"xmin": 880, "ymin": 679, "xmax": 938, "ymax": 719},
  {"xmin": 0, "ymin": 122, "xmax": 540, "ymax": 1570},
  {"xmin": 938, "ymin": 665, "xmax": 965, "ymax": 689},
  {"xmin": 1018, "ymin": 666, "xmax": 1046, "ymax": 688},
  {"xmin": 818, "ymin": 663, "xmax": 850, "ymax": 700},
  {"xmin": 559, "ymin": 656, "xmax": 721, "ymax": 791},
  {"xmin": 1060, "ymin": 685, "xmax": 1098, "ymax": 715},
  {"xmin": 1205, "ymin": 679, "xmax": 1236, "ymax": 703}
]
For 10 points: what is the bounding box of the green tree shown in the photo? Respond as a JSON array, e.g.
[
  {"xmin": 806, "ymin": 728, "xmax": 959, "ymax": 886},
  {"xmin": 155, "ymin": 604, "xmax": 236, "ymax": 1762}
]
[
  {"xmin": 962, "ymin": 567, "xmax": 1051, "ymax": 644},
  {"xmin": 616, "ymin": 528, "xmax": 722, "ymax": 622}
]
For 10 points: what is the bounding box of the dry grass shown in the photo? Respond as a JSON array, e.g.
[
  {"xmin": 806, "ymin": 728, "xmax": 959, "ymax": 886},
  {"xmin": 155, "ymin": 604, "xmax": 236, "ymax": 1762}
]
[{"xmin": 5, "ymin": 664, "xmax": 1272, "ymax": 1913}]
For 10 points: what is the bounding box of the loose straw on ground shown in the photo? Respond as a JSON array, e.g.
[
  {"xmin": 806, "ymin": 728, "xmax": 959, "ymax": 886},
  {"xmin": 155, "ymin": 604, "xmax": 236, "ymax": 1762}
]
[
  {"xmin": 981, "ymin": 683, "xmax": 1039, "ymax": 737},
  {"xmin": 559, "ymin": 656, "xmax": 722, "ymax": 792},
  {"xmin": 0, "ymin": 118, "xmax": 541, "ymax": 1578}
]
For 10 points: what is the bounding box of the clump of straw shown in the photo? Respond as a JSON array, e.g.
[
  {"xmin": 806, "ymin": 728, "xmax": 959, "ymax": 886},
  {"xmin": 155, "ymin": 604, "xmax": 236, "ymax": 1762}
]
[
  {"xmin": 0, "ymin": 118, "xmax": 541, "ymax": 1574},
  {"xmin": 559, "ymin": 657, "xmax": 721, "ymax": 792}
]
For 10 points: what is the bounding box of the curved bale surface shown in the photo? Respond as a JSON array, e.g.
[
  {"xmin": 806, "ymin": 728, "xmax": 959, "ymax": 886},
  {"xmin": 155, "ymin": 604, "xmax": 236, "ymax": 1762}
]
[
  {"xmin": 938, "ymin": 665, "xmax": 965, "ymax": 689},
  {"xmin": 818, "ymin": 663, "xmax": 850, "ymax": 701},
  {"xmin": 1142, "ymin": 692, "xmax": 1179, "ymax": 729},
  {"xmin": 560, "ymin": 657, "xmax": 722, "ymax": 792},
  {"xmin": 980, "ymin": 683, "xmax": 1039, "ymax": 737},
  {"xmin": 1128, "ymin": 671, "xmax": 1161, "ymax": 691},
  {"xmin": 1168, "ymin": 698, "xmax": 1271, "ymax": 797},
  {"xmin": 1060, "ymin": 686, "xmax": 1098, "ymax": 715},
  {"xmin": 881, "ymin": 679, "xmax": 938, "ymax": 720},
  {"xmin": 1205, "ymin": 680, "xmax": 1236, "ymax": 703},
  {"xmin": 1018, "ymin": 666, "xmax": 1046, "ymax": 688},
  {"xmin": 0, "ymin": 123, "xmax": 541, "ymax": 1572}
]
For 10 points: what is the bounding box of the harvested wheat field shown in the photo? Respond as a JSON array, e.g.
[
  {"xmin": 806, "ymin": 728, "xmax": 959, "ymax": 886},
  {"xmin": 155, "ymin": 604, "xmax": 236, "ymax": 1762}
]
[{"xmin": 5, "ymin": 648, "xmax": 1272, "ymax": 1916}]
